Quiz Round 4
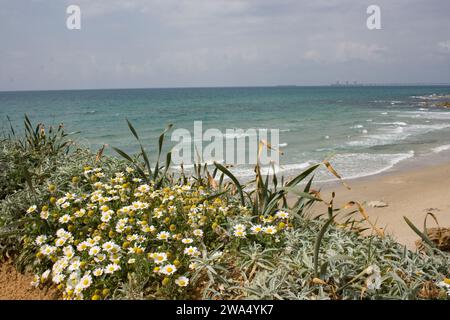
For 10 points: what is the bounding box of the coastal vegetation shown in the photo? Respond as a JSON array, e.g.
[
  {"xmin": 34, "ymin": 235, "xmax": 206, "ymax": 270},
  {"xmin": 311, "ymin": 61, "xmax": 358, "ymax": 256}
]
[{"xmin": 0, "ymin": 116, "xmax": 449, "ymax": 300}]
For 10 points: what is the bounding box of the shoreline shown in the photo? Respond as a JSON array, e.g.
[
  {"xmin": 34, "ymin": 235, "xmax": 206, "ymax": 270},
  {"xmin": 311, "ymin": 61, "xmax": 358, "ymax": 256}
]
[
  {"xmin": 314, "ymin": 141, "xmax": 450, "ymax": 187},
  {"xmin": 313, "ymin": 152, "xmax": 450, "ymax": 249}
]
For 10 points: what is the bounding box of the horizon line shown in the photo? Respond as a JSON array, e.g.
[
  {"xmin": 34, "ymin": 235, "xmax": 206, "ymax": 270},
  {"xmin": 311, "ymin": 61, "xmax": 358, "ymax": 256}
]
[{"xmin": 1, "ymin": 83, "xmax": 450, "ymax": 93}]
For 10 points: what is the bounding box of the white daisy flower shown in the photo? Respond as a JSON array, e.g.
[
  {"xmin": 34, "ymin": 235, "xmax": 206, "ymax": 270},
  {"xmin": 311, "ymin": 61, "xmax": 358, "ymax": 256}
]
[
  {"xmin": 59, "ymin": 214, "xmax": 71, "ymax": 224},
  {"xmin": 153, "ymin": 252, "xmax": 168, "ymax": 264},
  {"xmin": 88, "ymin": 246, "xmax": 101, "ymax": 256},
  {"xmin": 183, "ymin": 246, "xmax": 199, "ymax": 256},
  {"xmin": 193, "ymin": 229, "xmax": 204, "ymax": 238},
  {"xmin": 181, "ymin": 238, "xmax": 194, "ymax": 244},
  {"xmin": 94, "ymin": 253, "xmax": 106, "ymax": 263},
  {"xmin": 74, "ymin": 209, "xmax": 86, "ymax": 218},
  {"xmin": 156, "ymin": 231, "xmax": 171, "ymax": 241},
  {"xmin": 35, "ymin": 235, "xmax": 47, "ymax": 245},
  {"xmin": 77, "ymin": 241, "xmax": 89, "ymax": 252},
  {"xmin": 93, "ymin": 268, "xmax": 103, "ymax": 277},
  {"xmin": 250, "ymin": 225, "xmax": 262, "ymax": 234},
  {"xmin": 56, "ymin": 228, "xmax": 70, "ymax": 239},
  {"xmin": 40, "ymin": 211, "xmax": 49, "ymax": 220},
  {"xmin": 61, "ymin": 202, "xmax": 70, "ymax": 209},
  {"xmin": 104, "ymin": 263, "xmax": 121, "ymax": 274},
  {"xmin": 27, "ymin": 205, "xmax": 37, "ymax": 214},
  {"xmin": 137, "ymin": 184, "xmax": 150, "ymax": 193},
  {"xmin": 40, "ymin": 244, "xmax": 56, "ymax": 256},
  {"xmin": 79, "ymin": 274, "xmax": 92, "ymax": 289},
  {"xmin": 101, "ymin": 210, "xmax": 111, "ymax": 222},
  {"xmin": 68, "ymin": 260, "xmax": 81, "ymax": 272},
  {"xmin": 263, "ymin": 226, "xmax": 277, "ymax": 235},
  {"xmin": 175, "ymin": 276, "xmax": 189, "ymax": 287},
  {"xmin": 233, "ymin": 224, "xmax": 246, "ymax": 231},
  {"xmin": 233, "ymin": 229, "xmax": 247, "ymax": 238},
  {"xmin": 56, "ymin": 197, "xmax": 67, "ymax": 206},
  {"xmin": 55, "ymin": 238, "xmax": 66, "ymax": 247},
  {"xmin": 52, "ymin": 273, "xmax": 65, "ymax": 284},
  {"xmin": 102, "ymin": 241, "xmax": 116, "ymax": 252},
  {"xmin": 31, "ymin": 275, "xmax": 40, "ymax": 287},
  {"xmin": 74, "ymin": 284, "xmax": 84, "ymax": 295},
  {"xmin": 160, "ymin": 264, "xmax": 177, "ymax": 276},
  {"xmin": 275, "ymin": 210, "xmax": 289, "ymax": 219},
  {"xmin": 63, "ymin": 246, "xmax": 74, "ymax": 259}
]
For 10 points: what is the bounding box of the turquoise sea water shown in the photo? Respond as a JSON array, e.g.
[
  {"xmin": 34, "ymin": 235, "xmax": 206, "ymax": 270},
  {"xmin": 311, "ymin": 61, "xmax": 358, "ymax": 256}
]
[{"xmin": 1, "ymin": 86, "xmax": 450, "ymax": 181}]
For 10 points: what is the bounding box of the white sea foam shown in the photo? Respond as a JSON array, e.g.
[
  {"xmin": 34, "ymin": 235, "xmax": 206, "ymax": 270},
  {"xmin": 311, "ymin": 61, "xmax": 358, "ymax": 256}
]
[
  {"xmin": 318, "ymin": 151, "xmax": 415, "ymax": 181},
  {"xmin": 171, "ymin": 159, "xmax": 224, "ymax": 170},
  {"xmin": 347, "ymin": 123, "xmax": 450, "ymax": 148},
  {"xmin": 315, "ymin": 147, "xmax": 333, "ymax": 152},
  {"xmin": 431, "ymin": 144, "xmax": 450, "ymax": 153},
  {"xmin": 374, "ymin": 122, "xmax": 407, "ymax": 126},
  {"xmin": 230, "ymin": 162, "xmax": 313, "ymax": 178},
  {"xmin": 278, "ymin": 143, "xmax": 288, "ymax": 147},
  {"xmin": 411, "ymin": 94, "xmax": 450, "ymax": 101},
  {"xmin": 229, "ymin": 151, "xmax": 415, "ymax": 182},
  {"xmin": 398, "ymin": 110, "xmax": 450, "ymax": 120}
]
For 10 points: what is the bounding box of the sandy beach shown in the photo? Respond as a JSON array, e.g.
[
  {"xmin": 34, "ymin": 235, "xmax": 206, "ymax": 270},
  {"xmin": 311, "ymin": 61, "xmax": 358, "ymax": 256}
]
[{"xmin": 315, "ymin": 160, "xmax": 450, "ymax": 249}]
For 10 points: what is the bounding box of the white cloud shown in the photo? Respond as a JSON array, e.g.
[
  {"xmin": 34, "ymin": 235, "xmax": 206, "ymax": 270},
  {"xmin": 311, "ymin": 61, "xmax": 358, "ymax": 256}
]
[
  {"xmin": 303, "ymin": 50, "xmax": 322, "ymax": 63},
  {"xmin": 1, "ymin": 0, "xmax": 450, "ymax": 90},
  {"xmin": 335, "ymin": 42, "xmax": 389, "ymax": 62},
  {"xmin": 71, "ymin": 0, "xmax": 251, "ymax": 20},
  {"xmin": 438, "ymin": 40, "xmax": 450, "ymax": 51}
]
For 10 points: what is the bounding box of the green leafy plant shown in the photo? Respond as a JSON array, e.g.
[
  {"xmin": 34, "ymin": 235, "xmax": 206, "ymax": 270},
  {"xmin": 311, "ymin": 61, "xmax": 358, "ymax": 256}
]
[{"xmin": 0, "ymin": 117, "xmax": 449, "ymax": 300}]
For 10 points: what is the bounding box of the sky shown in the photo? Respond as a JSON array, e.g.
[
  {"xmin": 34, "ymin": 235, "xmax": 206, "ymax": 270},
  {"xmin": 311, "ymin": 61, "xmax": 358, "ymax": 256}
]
[{"xmin": 1, "ymin": 0, "xmax": 450, "ymax": 91}]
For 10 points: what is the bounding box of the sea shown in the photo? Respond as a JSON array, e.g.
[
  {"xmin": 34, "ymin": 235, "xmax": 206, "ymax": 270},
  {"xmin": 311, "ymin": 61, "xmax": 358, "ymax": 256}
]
[{"xmin": 1, "ymin": 86, "xmax": 450, "ymax": 182}]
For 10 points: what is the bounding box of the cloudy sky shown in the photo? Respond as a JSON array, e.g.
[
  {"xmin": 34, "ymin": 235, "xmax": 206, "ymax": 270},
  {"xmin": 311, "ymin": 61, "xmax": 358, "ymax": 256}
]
[{"xmin": 1, "ymin": 0, "xmax": 450, "ymax": 91}]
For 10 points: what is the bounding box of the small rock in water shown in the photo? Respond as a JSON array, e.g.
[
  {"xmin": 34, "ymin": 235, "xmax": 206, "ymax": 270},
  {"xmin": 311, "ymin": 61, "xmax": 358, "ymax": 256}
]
[{"xmin": 368, "ymin": 201, "xmax": 388, "ymax": 208}]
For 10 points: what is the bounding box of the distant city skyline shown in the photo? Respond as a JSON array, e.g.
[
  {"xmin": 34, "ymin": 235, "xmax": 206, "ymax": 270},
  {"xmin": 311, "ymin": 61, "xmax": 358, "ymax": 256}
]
[{"xmin": 1, "ymin": 0, "xmax": 450, "ymax": 91}]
